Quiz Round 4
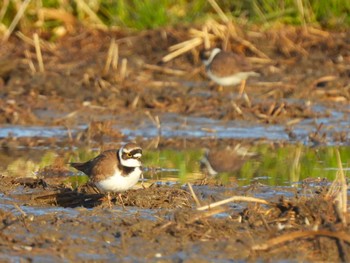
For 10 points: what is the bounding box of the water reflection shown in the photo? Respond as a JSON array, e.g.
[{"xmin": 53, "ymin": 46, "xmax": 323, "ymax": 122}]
[{"xmin": 0, "ymin": 143, "xmax": 348, "ymax": 186}]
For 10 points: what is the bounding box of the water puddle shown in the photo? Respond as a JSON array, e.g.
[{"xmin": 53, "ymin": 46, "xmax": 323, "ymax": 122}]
[
  {"xmin": 1, "ymin": 106, "xmax": 349, "ymax": 144},
  {"xmin": 1, "ymin": 143, "xmax": 349, "ymax": 187},
  {"xmin": 0, "ymin": 125, "xmax": 70, "ymax": 138}
]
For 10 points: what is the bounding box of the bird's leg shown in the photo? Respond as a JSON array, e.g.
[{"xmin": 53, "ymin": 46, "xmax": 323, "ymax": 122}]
[
  {"xmin": 141, "ymin": 173, "xmax": 145, "ymax": 189},
  {"xmin": 107, "ymin": 192, "xmax": 112, "ymax": 208},
  {"xmin": 217, "ymin": 85, "xmax": 224, "ymax": 92},
  {"xmin": 118, "ymin": 193, "xmax": 125, "ymax": 210},
  {"xmin": 238, "ymin": 79, "xmax": 247, "ymax": 98}
]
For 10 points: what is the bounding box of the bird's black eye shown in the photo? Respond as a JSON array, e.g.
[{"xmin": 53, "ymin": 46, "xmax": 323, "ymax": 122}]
[{"xmin": 126, "ymin": 153, "xmax": 132, "ymax": 158}]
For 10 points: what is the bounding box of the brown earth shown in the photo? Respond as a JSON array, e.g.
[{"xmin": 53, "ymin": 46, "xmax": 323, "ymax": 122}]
[
  {"xmin": 0, "ymin": 24, "xmax": 349, "ymax": 149},
  {"xmin": 0, "ymin": 174, "xmax": 349, "ymax": 261},
  {"xmin": 0, "ymin": 23, "xmax": 350, "ymax": 261}
]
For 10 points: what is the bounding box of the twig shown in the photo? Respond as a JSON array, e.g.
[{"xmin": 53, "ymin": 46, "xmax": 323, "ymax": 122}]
[
  {"xmin": 252, "ymin": 230, "xmax": 350, "ymax": 251},
  {"xmin": 197, "ymin": 195, "xmax": 270, "ymax": 211}
]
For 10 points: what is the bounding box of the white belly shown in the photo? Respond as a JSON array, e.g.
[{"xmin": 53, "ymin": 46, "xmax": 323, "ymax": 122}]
[
  {"xmin": 208, "ymin": 70, "xmax": 260, "ymax": 86},
  {"xmin": 94, "ymin": 167, "xmax": 142, "ymax": 193}
]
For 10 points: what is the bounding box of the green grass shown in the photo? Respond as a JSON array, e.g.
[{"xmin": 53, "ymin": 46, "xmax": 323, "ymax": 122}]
[{"xmin": 0, "ymin": 0, "xmax": 349, "ymax": 33}]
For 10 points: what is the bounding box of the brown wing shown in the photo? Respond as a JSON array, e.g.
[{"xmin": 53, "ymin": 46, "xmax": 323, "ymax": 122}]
[
  {"xmin": 207, "ymin": 149, "xmax": 245, "ymax": 173},
  {"xmin": 70, "ymin": 150, "xmax": 118, "ymax": 182},
  {"xmin": 209, "ymin": 51, "xmax": 252, "ymax": 77}
]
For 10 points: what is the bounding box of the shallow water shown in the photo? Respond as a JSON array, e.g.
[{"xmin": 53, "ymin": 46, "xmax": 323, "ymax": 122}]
[
  {"xmin": 1, "ymin": 143, "xmax": 349, "ymax": 187},
  {"xmin": 0, "ymin": 105, "xmax": 349, "ymax": 262},
  {"xmin": 1, "ymin": 104, "xmax": 349, "ymax": 144}
]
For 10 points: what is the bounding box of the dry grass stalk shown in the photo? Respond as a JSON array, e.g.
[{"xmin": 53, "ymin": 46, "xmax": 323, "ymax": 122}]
[
  {"xmin": 231, "ymin": 101, "xmax": 243, "ymax": 115},
  {"xmin": 267, "ymin": 102, "xmax": 276, "ymax": 116},
  {"xmin": 310, "ymin": 75, "xmax": 337, "ymax": 88},
  {"xmin": 103, "ymin": 37, "xmax": 116, "ymax": 75},
  {"xmin": 119, "ymin": 58, "xmax": 128, "ymax": 81},
  {"xmin": 33, "ymin": 33, "xmax": 45, "ymax": 73},
  {"xmin": 112, "ymin": 43, "xmax": 119, "ymax": 70},
  {"xmin": 187, "ymin": 183, "xmax": 201, "ymax": 207},
  {"xmin": 24, "ymin": 50, "xmax": 36, "ymax": 74},
  {"xmin": 326, "ymin": 148, "xmax": 348, "ymax": 225},
  {"xmin": 252, "ymin": 230, "xmax": 350, "ymax": 251},
  {"xmin": 130, "ymin": 94, "xmax": 140, "ymax": 109},
  {"xmin": 0, "ymin": 0, "xmax": 10, "ymax": 23},
  {"xmin": 207, "ymin": 0, "xmax": 229, "ymax": 23},
  {"xmin": 242, "ymin": 93, "xmax": 252, "ymax": 108},
  {"xmin": 39, "ymin": 8, "xmax": 76, "ymax": 30},
  {"xmin": 308, "ymin": 27, "xmax": 330, "ymax": 37},
  {"xmin": 229, "ymin": 30, "xmax": 270, "ymax": 59},
  {"xmin": 247, "ymin": 57, "xmax": 273, "ymax": 64},
  {"xmin": 238, "ymin": 79, "xmax": 247, "ymax": 97},
  {"xmin": 189, "ymin": 28, "xmax": 210, "ymax": 39},
  {"xmin": 2, "ymin": 0, "xmax": 31, "ymax": 42},
  {"xmin": 206, "ymin": 19, "xmax": 227, "ymax": 39},
  {"xmin": 145, "ymin": 111, "xmax": 161, "ymax": 131},
  {"xmin": 290, "ymin": 145, "xmax": 302, "ymax": 182},
  {"xmin": 148, "ymin": 80, "xmax": 181, "ymax": 87},
  {"xmin": 203, "ymin": 26, "xmax": 210, "ymax": 49},
  {"xmin": 16, "ymin": 31, "xmax": 56, "ymax": 51},
  {"xmin": 13, "ymin": 203, "xmax": 27, "ymax": 217},
  {"xmin": 143, "ymin": 64, "xmax": 186, "ymax": 76},
  {"xmin": 208, "ymin": 19, "xmax": 269, "ymax": 59},
  {"xmin": 286, "ymin": 118, "xmax": 302, "ymax": 126},
  {"xmin": 272, "ymin": 103, "xmax": 285, "ymax": 117},
  {"xmin": 75, "ymin": 0, "xmax": 107, "ymax": 29},
  {"xmin": 197, "ymin": 195, "xmax": 270, "ymax": 211},
  {"xmin": 188, "ymin": 207, "xmax": 227, "ymax": 224},
  {"xmin": 168, "ymin": 37, "xmax": 202, "ymax": 52},
  {"xmin": 296, "ymin": 0, "xmax": 307, "ymax": 29},
  {"xmin": 278, "ymin": 32, "xmax": 308, "ymax": 56},
  {"xmin": 162, "ymin": 37, "xmax": 203, "ymax": 63},
  {"xmin": 66, "ymin": 126, "xmax": 73, "ymax": 142}
]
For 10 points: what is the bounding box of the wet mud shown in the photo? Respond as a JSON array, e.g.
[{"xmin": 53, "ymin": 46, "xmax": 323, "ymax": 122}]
[
  {"xmin": 0, "ymin": 24, "xmax": 350, "ymax": 261},
  {"xmin": 0, "ymin": 174, "xmax": 349, "ymax": 262}
]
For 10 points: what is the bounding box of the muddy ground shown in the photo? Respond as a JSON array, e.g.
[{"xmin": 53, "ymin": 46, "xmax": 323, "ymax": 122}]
[{"xmin": 0, "ymin": 23, "xmax": 350, "ymax": 261}]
